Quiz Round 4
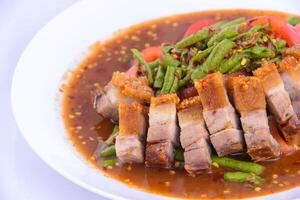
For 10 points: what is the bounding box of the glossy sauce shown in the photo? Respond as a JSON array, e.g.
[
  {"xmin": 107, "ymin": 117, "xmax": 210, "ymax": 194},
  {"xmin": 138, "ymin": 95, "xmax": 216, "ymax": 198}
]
[{"xmin": 62, "ymin": 10, "xmax": 300, "ymax": 199}]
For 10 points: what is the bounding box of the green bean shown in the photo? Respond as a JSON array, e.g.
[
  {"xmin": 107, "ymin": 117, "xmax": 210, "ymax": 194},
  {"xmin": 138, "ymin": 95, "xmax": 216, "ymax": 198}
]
[
  {"xmin": 178, "ymin": 71, "xmax": 192, "ymax": 88},
  {"xmin": 207, "ymin": 27, "xmax": 238, "ymax": 47},
  {"xmin": 220, "ymin": 17, "xmax": 246, "ymax": 28},
  {"xmin": 175, "ymin": 149, "xmax": 184, "ymax": 161},
  {"xmin": 102, "ymin": 159, "xmax": 118, "ymax": 168},
  {"xmin": 191, "ymin": 45, "xmax": 214, "ymax": 63},
  {"xmin": 105, "ymin": 125, "xmax": 119, "ymax": 145},
  {"xmin": 169, "ymin": 76, "xmax": 179, "ymax": 93},
  {"xmin": 212, "ymin": 155, "xmax": 265, "ymax": 175},
  {"xmin": 131, "ymin": 49, "xmax": 153, "ymax": 84},
  {"xmin": 161, "ymin": 66, "xmax": 176, "ymax": 94},
  {"xmin": 287, "ymin": 16, "xmax": 300, "ymax": 26},
  {"xmin": 162, "ymin": 45, "xmax": 174, "ymax": 54},
  {"xmin": 212, "ymin": 20, "xmax": 229, "ymax": 28},
  {"xmin": 244, "ymin": 45, "xmax": 274, "ymax": 59},
  {"xmin": 149, "ymin": 60, "xmax": 160, "ymax": 69},
  {"xmin": 202, "ymin": 39, "xmax": 235, "ymax": 72},
  {"xmin": 191, "ymin": 67, "xmax": 207, "ymax": 80},
  {"xmin": 100, "ymin": 145, "xmax": 116, "ymax": 157},
  {"xmin": 153, "ymin": 65, "xmax": 165, "ymax": 89},
  {"xmin": 160, "ymin": 54, "xmax": 181, "ymax": 68},
  {"xmin": 175, "ymin": 28, "xmax": 212, "ymax": 49},
  {"xmin": 228, "ymin": 62, "xmax": 242, "ymax": 74},
  {"xmin": 224, "ymin": 172, "xmax": 264, "ymax": 186},
  {"xmin": 218, "ymin": 53, "xmax": 242, "ymax": 73},
  {"xmin": 274, "ymin": 39, "xmax": 287, "ymax": 52}
]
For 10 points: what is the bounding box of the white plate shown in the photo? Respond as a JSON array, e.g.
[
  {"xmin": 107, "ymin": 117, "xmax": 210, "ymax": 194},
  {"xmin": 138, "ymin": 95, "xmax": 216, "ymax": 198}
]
[{"xmin": 11, "ymin": 0, "xmax": 300, "ymax": 199}]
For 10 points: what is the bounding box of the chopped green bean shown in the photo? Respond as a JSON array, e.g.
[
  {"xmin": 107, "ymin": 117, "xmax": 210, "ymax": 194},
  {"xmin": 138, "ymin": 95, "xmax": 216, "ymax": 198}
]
[
  {"xmin": 224, "ymin": 172, "xmax": 264, "ymax": 186},
  {"xmin": 100, "ymin": 145, "xmax": 116, "ymax": 157},
  {"xmin": 153, "ymin": 65, "xmax": 165, "ymax": 89},
  {"xmin": 228, "ymin": 62, "xmax": 242, "ymax": 74},
  {"xmin": 212, "ymin": 20, "xmax": 229, "ymax": 28},
  {"xmin": 244, "ymin": 45, "xmax": 274, "ymax": 59},
  {"xmin": 207, "ymin": 27, "xmax": 238, "ymax": 47},
  {"xmin": 212, "ymin": 155, "xmax": 265, "ymax": 175},
  {"xmin": 175, "ymin": 149, "xmax": 184, "ymax": 161},
  {"xmin": 202, "ymin": 39, "xmax": 235, "ymax": 72},
  {"xmin": 105, "ymin": 125, "xmax": 119, "ymax": 145},
  {"xmin": 176, "ymin": 28, "xmax": 212, "ymax": 49},
  {"xmin": 178, "ymin": 71, "xmax": 192, "ymax": 88},
  {"xmin": 161, "ymin": 66, "xmax": 176, "ymax": 94},
  {"xmin": 131, "ymin": 49, "xmax": 154, "ymax": 84},
  {"xmin": 220, "ymin": 17, "xmax": 246, "ymax": 28},
  {"xmin": 162, "ymin": 45, "xmax": 174, "ymax": 54},
  {"xmin": 102, "ymin": 159, "xmax": 118, "ymax": 168},
  {"xmin": 191, "ymin": 45, "xmax": 214, "ymax": 63},
  {"xmin": 219, "ymin": 53, "xmax": 243, "ymax": 73},
  {"xmin": 149, "ymin": 60, "xmax": 160, "ymax": 69},
  {"xmin": 287, "ymin": 16, "xmax": 300, "ymax": 26},
  {"xmin": 169, "ymin": 76, "xmax": 179, "ymax": 93},
  {"xmin": 191, "ymin": 67, "xmax": 207, "ymax": 80},
  {"xmin": 160, "ymin": 54, "xmax": 181, "ymax": 68}
]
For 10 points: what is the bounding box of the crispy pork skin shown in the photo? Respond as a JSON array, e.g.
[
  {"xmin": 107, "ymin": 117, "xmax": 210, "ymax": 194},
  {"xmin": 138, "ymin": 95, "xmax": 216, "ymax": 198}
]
[
  {"xmin": 253, "ymin": 63, "xmax": 294, "ymax": 124},
  {"xmin": 230, "ymin": 76, "xmax": 281, "ymax": 161},
  {"xmin": 194, "ymin": 72, "xmax": 243, "ymax": 156},
  {"xmin": 145, "ymin": 94, "xmax": 180, "ymax": 168},
  {"xmin": 94, "ymin": 72, "xmax": 154, "ymax": 122},
  {"xmin": 177, "ymin": 97, "xmax": 211, "ymax": 173},
  {"xmin": 115, "ymin": 102, "xmax": 147, "ymax": 163}
]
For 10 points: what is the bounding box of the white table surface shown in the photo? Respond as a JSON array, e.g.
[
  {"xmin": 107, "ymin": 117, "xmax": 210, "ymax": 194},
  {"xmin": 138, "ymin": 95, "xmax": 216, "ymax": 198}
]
[{"xmin": 0, "ymin": 0, "xmax": 105, "ymax": 199}]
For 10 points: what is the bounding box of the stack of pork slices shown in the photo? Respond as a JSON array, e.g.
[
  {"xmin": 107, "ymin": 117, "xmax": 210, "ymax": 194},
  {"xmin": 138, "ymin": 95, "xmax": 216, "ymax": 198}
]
[{"xmin": 94, "ymin": 50, "xmax": 300, "ymax": 175}]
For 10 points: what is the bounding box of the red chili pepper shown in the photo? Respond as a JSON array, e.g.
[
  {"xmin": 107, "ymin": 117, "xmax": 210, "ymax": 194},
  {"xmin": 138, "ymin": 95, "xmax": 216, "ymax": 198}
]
[
  {"xmin": 249, "ymin": 16, "xmax": 300, "ymax": 46},
  {"xmin": 183, "ymin": 19, "xmax": 217, "ymax": 38}
]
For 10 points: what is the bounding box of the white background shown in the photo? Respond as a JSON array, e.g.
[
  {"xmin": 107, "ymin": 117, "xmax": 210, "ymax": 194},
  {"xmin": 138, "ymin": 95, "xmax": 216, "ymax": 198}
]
[{"xmin": 0, "ymin": 0, "xmax": 105, "ymax": 199}]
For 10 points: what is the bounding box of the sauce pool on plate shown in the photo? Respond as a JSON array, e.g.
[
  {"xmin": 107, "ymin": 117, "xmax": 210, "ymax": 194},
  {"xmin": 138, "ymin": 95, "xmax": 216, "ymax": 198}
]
[{"xmin": 62, "ymin": 9, "xmax": 300, "ymax": 199}]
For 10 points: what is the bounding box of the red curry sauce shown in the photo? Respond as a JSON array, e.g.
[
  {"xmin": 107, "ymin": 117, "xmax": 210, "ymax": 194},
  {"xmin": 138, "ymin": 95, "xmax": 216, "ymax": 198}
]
[{"xmin": 62, "ymin": 10, "xmax": 300, "ymax": 199}]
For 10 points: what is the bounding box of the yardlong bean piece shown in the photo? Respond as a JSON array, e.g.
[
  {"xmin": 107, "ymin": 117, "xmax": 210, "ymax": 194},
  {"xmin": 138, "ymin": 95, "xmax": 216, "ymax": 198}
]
[
  {"xmin": 160, "ymin": 54, "xmax": 181, "ymax": 68},
  {"xmin": 102, "ymin": 159, "xmax": 118, "ymax": 168},
  {"xmin": 218, "ymin": 53, "xmax": 243, "ymax": 73},
  {"xmin": 212, "ymin": 155, "xmax": 265, "ymax": 175},
  {"xmin": 202, "ymin": 39, "xmax": 235, "ymax": 72},
  {"xmin": 176, "ymin": 28, "xmax": 212, "ymax": 49},
  {"xmin": 288, "ymin": 16, "xmax": 300, "ymax": 26},
  {"xmin": 178, "ymin": 71, "xmax": 193, "ymax": 88},
  {"xmin": 153, "ymin": 65, "xmax": 165, "ymax": 89},
  {"xmin": 161, "ymin": 66, "xmax": 176, "ymax": 94},
  {"xmin": 220, "ymin": 17, "xmax": 246, "ymax": 28},
  {"xmin": 207, "ymin": 27, "xmax": 238, "ymax": 47},
  {"xmin": 131, "ymin": 49, "xmax": 154, "ymax": 84},
  {"xmin": 191, "ymin": 45, "xmax": 214, "ymax": 63},
  {"xmin": 169, "ymin": 76, "xmax": 179, "ymax": 94},
  {"xmin": 100, "ymin": 145, "xmax": 116, "ymax": 157},
  {"xmin": 191, "ymin": 67, "xmax": 207, "ymax": 80},
  {"xmin": 149, "ymin": 59, "xmax": 160, "ymax": 69},
  {"xmin": 244, "ymin": 45, "xmax": 274, "ymax": 59},
  {"xmin": 224, "ymin": 172, "xmax": 264, "ymax": 186},
  {"xmin": 105, "ymin": 125, "xmax": 119, "ymax": 145}
]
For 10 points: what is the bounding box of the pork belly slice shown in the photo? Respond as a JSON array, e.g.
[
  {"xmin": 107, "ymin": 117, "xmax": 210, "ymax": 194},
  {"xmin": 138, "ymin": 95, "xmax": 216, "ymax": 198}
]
[
  {"xmin": 145, "ymin": 94, "xmax": 180, "ymax": 168},
  {"xmin": 177, "ymin": 97, "xmax": 211, "ymax": 173},
  {"xmin": 279, "ymin": 56, "xmax": 300, "ymax": 118},
  {"xmin": 229, "ymin": 76, "xmax": 281, "ymax": 161},
  {"xmin": 145, "ymin": 141, "xmax": 174, "ymax": 168},
  {"xmin": 210, "ymin": 129, "xmax": 244, "ymax": 156},
  {"xmin": 94, "ymin": 72, "xmax": 154, "ymax": 122},
  {"xmin": 284, "ymin": 44, "xmax": 300, "ymax": 59},
  {"xmin": 268, "ymin": 116, "xmax": 296, "ymax": 156},
  {"xmin": 184, "ymin": 139, "xmax": 211, "ymax": 174},
  {"xmin": 115, "ymin": 102, "xmax": 147, "ymax": 163},
  {"xmin": 177, "ymin": 97, "xmax": 209, "ymax": 148},
  {"xmin": 194, "ymin": 72, "xmax": 240, "ymax": 134},
  {"xmin": 147, "ymin": 94, "xmax": 180, "ymax": 146},
  {"xmin": 253, "ymin": 63, "xmax": 294, "ymax": 124},
  {"xmin": 280, "ymin": 114, "xmax": 300, "ymax": 146}
]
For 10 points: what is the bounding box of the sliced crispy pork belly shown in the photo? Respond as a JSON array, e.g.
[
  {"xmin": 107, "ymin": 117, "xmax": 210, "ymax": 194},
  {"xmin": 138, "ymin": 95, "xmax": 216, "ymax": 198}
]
[
  {"xmin": 284, "ymin": 44, "xmax": 300, "ymax": 59},
  {"xmin": 115, "ymin": 102, "xmax": 147, "ymax": 163},
  {"xmin": 253, "ymin": 63, "xmax": 294, "ymax": 124},
  {"xmin": 229, "ymin": 76, "xmax": 281, "ymax": 161},
  {"xmin": 177, "ymin": 97, "xmax": 211, "ymax": 173},
  {"xmin": 145, "ymin": 94, "xmax": 180, "ymax": 168},
  {"xmin": 94, "ymin": 72, "xmax": 154, "ymax": 122},
  {"xmin": 194, "ymin": 72, "xmax": 244, "ymax": 156},
  {"xmin": 280, "ymin": 114, "xmax": 300, "ymax": 146},
  {"xmin": 279, "ymin": 56, "xmax": 300, "ymax": 118}
]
